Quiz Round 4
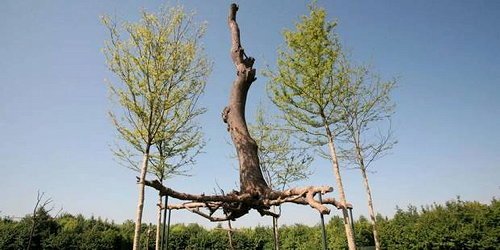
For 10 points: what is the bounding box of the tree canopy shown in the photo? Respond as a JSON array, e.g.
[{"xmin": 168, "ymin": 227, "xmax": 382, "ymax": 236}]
[{"xmin": 102, "ymin": 5, "xmax": 211, "ymax": 249}]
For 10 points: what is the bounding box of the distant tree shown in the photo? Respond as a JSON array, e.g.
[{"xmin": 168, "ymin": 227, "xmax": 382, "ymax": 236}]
[
  {"xmin": 248, "ymin": 105, "xmax": 313, "ymax": 250},
  {"xmin": 27, "ymin": 191, "xmax": 53, "ymax": 250},
  {"xmin": 279, "ymin": 224, "xmax": 321, "ymax": 249},
  {"xmin": 25, "ymin": 207, "xmax": 58, "ymax": 250},
  {"xmin": 102, "ymin": 5, "xmax": 211, "ymax": 249},
  {"xmin": 327, "ymin": 216, "xmax": 348, "ymax": 249},
  {"xmin": 338, "ymin": 63, "xmax": 396, "ymax": 250},
  {"xmin": 377, "ymin": 198, "xmax": 500, "ymax": 249},
  {"xmin": 265, "ymin": 3, "xmax": 356, "ymax": 248},
  {"xmin": 353, "ymin": 215, "xmax": 376, "ymax": 247}
]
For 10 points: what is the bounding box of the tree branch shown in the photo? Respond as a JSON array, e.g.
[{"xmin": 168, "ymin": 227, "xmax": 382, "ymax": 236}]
[{"xmin": 144, "ymin": 178, "xmax": 349, "ymax": 221}]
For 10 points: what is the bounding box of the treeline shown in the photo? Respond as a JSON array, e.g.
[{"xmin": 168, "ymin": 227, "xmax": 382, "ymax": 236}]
[{"xmin": 1, "ymin": 198, "xmax": 498, "ymax": 249}]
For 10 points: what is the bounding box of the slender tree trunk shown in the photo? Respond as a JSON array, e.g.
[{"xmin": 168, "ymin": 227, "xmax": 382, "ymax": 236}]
[
  {"xmin": 272, "ymin": 217, "xmax": 280, "ymax": 250},
  {"xmin": 155, "ymin": 194, "xmax": 162, "ymax": 250},
  {"xmin": 147, "ymin": 224, "xmax": 154, "ymax": 249},
  {"xmin": 272, "ymin": 206, "xmax": 280, "ymax": 250},
  {"xmin": 360, "ymin": 168, "xmax": 380, "ymax": 249},
  {"xmin": 323, "ymin": 123, "xmax": 356, "ymax": 249},
  {"xmin": 354, "ymin": 144, "xmax": 380, "ymax": 250},
  {"xmin": 133, "ymin": 148, "xmax": 151, "ymax": 250},
  {"xmin": 227, "ymin": 220, "xmax": 235, "ymax": 250}
]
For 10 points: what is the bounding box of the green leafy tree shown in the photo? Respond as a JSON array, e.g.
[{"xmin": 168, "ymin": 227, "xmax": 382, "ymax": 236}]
[
  {"xmin": 280, "ymin": 224, "xmax": 321, "ymax": 250},
  {"xmin": 149, "ymin": 112, "xmax": 204, "ymax": 250},
  {"xmin": 102, "ymin": 5, "xmax": 211, "ymax": 249},
  {"xmin": 248, "ymin": 105, "xmax": 313, "ymax": 250},
  {"xmin": 265, "ymin": 3, "xmax": 356, "ymax": 248},
  {"xmin": 326, "ymin": 215, "xmax": 348, "ymax": 249},
  {"xmin": 26, "ymin": 207, "xmax": 59, "ymax": 250},
  {"xmin": 337, "ymin": 64, "xmax": 396, "ymax": 250},
  {"xmin": 353, "ymin": 215, "xmax": 375, "ymax": 247},
  {"xmin": 27, "ymin": 191, "xmax": 54, "ymax": 250}
]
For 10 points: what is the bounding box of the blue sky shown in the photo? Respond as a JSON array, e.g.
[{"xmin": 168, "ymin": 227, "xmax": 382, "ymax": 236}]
[{"xmin": 1, "ymin": 0, "xmax": 499, "ymax": 228}]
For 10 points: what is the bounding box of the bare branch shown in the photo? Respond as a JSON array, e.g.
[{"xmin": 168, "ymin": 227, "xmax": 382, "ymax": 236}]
[{"xmin": 145, "ymin": 178, "xmax": 347, "ymax": 221}]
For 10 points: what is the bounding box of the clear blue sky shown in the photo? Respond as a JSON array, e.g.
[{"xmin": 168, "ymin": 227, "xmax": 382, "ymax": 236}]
[{"xmin": 1, "ymin": 0, "xmax": 499, "ymax": 228}]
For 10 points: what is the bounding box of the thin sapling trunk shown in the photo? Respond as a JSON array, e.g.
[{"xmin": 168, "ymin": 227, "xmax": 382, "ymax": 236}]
[{"xmin": 133, "ymin": 148, "xmax": 150, "ymax": 250}]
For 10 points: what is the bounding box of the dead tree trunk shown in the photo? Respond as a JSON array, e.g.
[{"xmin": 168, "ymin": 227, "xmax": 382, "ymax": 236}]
[
  {"xmin": 142, "ymin": 3, "xmax": 349, "ymax": 222},
  {"xmin": 223, "ymin": 3, "xmax": 269, "ymax": 196}
]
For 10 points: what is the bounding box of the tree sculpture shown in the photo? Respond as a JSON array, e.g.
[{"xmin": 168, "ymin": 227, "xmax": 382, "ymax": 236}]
[{"xmin": 144, "ymin": 3, "xmax": 349, "ymax": 222}]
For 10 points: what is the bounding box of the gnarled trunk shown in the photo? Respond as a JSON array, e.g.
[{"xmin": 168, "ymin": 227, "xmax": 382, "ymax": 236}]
[{"xmin": 223, "ymin": 3, "xmax": 269, "ymax": 195}]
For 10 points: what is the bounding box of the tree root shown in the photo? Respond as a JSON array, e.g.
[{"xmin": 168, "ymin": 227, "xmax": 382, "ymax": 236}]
[{"xmin": 143, "ymin": 178, "xmax": 352, "ymax": 222}]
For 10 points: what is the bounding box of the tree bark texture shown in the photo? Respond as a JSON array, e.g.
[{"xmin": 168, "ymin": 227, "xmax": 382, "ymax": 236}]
[
  {"xmin": 223, "ymin": 3, "xmax": 269, "ymax": 195},
  {"xmin": 133, "ymin": 149, "xmax": 150, "ymax": 250}
]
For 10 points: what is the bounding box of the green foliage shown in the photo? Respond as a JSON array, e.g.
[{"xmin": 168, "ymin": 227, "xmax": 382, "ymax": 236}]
[
  {"xmin": 232, "ymin": 226, "xmax": 272, "ymax": 249},
  {"xmin": 265, "ymin": 3, "xmax": 347, "ymax": 146},
  {"xmin": 0, "ymin": 216, "xmax": 30, "ymax": 249},
  {"xmin": 1, "ymin": 198, "xmax": 498, "ymax": 249},
  {"xmin": 102, "ymin": 6, "xmax": 210, "ymax": 247},
  {"xmin": 377, "ymin": 198, "xmax": 500, "ymax": 249},
  {"xmin": 249, "ymin": 106, "xmax": 313, "ymax": 190},
  {"xmin": 326, "ymin": 216, "xmax": 348, "ymax": 249},
  {"xmin": 279, "ymin": 224, "xmax": 322, "ymax": 250},
  {"xmin": 353, "ymin": 216, "xmax": 375, "ymax": 247},
  {"xmin": 102, "ymin": 5, "xmax": 211, "ymax": 178}
]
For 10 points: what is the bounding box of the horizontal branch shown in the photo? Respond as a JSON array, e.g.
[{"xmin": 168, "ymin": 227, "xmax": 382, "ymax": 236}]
[
  {"xmin": 142, "ymin": 178, "xmax": 252, "ymax": 202},
  {"xmin": 143, "ymin": 177, "xmax": 351, "ymax": 222}
]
